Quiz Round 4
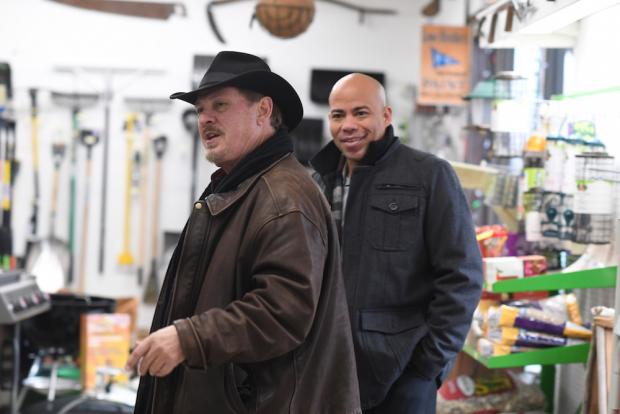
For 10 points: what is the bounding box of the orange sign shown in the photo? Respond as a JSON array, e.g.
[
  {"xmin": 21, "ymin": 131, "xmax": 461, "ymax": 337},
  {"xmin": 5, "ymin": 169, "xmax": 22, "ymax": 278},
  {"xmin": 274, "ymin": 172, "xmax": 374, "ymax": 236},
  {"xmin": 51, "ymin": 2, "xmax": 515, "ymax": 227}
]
[{"xmin": 419, "ymin": 25, "xmax": 471, "ymax": 106}]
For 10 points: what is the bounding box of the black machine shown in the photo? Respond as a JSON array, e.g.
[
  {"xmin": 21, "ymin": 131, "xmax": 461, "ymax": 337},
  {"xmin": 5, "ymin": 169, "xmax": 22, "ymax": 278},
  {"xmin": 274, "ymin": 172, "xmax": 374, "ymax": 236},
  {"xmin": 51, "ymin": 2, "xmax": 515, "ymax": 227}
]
[
  {"xmin": 22, "ymin": 395, "xmax": 133, "ymax": 414},
  {"xmin": 17, "ymin": 293, "xmax": 118, "ymax": 414},
  {"xmin": 0, "ymin": 271, "xmax": 51, "ymax": 414},
  {"xmin": 310, "ymin": 69, "xmax": 385, "ymax": 104},
  {"xmin": 21, "ymin": 293, "xmax": 116, "ymax": 357}
]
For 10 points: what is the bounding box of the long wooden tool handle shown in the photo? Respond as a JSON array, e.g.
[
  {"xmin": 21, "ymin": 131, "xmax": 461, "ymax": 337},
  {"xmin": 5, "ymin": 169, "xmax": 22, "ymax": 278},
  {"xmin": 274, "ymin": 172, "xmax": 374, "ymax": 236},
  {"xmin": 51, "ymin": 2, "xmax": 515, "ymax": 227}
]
[
  {"xmin": 118, "ymin": 114, "xmax": 137, "ymax": 266},
  {"xmin": 98, "ymin": 97, "xmax": 111, "ymax": 274},
  {"xmin": 0, "ymin": 120, "xmax": 11, "ymax": 270},
  {"xmin": 50, "ymin": 0, "xmax": 186, "ymax": 19},
  {"xmin": 78, "ymin": 160, "xmax": 91, "ymax": 294},
  {"xmin": 78, "ymin": 151, "xmax": 93, "ymax": 295},
  {"xmin": 2, "ymin": 125, "xmax": 11, "ymax": 216},
  {"xmin": 4, "ymin": 121, "xmax": 16, "ymax": 270},
  {"xmin": 50, "ymin": 143, "xmax": 66, "ymax": 238},
  {"xmin": 151, "ymin": 136, "xmax": 167, "ymax": 260},
  {"xmin": 78, "ymin": 131, "xmax": 99, "ymax": 294},
  {"xmin": 143, "ymin": 135, "xmax": 166, "ymax": 304},
  {"xmin": 137, "ymin": 114, "xmax": 151, "ymax": 285},
  {"xmin": 67, "ymin": 108, "xmax": 79, "ymax": 284},
  {"xmin": 29, "ymin": 88, "xmax": 40, "ymax": 237}
]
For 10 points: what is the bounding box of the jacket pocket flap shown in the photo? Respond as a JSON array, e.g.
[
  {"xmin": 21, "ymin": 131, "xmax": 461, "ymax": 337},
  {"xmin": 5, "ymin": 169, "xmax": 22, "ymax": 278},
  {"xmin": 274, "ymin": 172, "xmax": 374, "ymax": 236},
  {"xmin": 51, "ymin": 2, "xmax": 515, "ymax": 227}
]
[
  {"xmin": 370, "ymin": 194, "xmax": 418, "ymax": 214},
  {"xmin": 360, "ymin": 309, "xmax": 425, "ymax": 334}
]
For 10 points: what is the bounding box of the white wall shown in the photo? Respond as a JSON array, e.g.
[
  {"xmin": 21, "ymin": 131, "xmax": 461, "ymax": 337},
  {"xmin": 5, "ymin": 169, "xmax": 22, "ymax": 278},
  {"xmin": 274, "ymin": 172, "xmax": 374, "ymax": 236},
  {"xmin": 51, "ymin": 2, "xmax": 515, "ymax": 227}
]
[
  {"xmin": 0, "ymin": 0, "xmax": 466, "ymax": 328},
  {"xmin": 552, "ymin": 6, "xmax": 620, "ymax": 414},
  {"xmin": 564, "ymin": 3, "xmax": 620, "ymax": 157}
]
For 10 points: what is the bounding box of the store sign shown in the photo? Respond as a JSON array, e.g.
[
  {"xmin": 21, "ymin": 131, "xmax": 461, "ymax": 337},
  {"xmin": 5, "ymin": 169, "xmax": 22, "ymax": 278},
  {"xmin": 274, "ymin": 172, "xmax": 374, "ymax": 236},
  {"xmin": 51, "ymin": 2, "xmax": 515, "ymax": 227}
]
[{"xmin": 419, "ymin": 25, "xmax": 471, "ymax": 106}]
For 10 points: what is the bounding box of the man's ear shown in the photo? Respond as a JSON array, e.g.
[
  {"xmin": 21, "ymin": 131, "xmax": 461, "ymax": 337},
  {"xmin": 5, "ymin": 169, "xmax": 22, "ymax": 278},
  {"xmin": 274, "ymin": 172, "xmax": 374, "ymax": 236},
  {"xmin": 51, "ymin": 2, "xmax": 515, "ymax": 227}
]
[
  {"xmin": 383, "ymin": 105, "xmax": 393, "ymax": 127},
  {"xmin": 257, "ymin": 96, "xmax": 273, "ymax": 124}
]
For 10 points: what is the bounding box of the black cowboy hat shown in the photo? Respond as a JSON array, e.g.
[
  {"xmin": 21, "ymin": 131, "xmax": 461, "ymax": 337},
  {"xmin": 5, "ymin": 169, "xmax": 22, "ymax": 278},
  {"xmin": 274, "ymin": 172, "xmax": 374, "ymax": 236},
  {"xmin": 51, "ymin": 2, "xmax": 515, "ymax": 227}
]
[{"xmin": 170, "ymin": 51, "xmax": 303, "ymax": 131}]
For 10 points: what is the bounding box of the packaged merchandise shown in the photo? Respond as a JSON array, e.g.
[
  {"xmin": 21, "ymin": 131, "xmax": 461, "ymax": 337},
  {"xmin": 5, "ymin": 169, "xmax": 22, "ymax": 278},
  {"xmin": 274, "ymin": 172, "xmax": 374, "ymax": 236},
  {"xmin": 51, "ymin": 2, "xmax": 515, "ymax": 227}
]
[
  {"xmin": 476, "ymin": 337, "xmax": 535, "ymax": 357},
  {"xmin": 482, "ymin": 255, "xmax": 547, "ymax": 288},
  {"xmin": 476, "ymin": 225, "xmax": 509, "ymax": 258},
  {"xmin": 488, "ymin": 304, "xmax": 592, "ymax": 339},
  {"xmin": 505, "ymin": 293, "xmax": 584, "ymax": 325},
  {"xmin": 483, "ymin": 257, "xmax": 523, "ymax": 287},
  {"xmin": 437, "ymin": 371, "xmax": 546, "ymax": 414},
  {"xmin": 487, "ymin": 327, "xmax": 586, "ymax": 348},
  {"xmin": 565, "ymin": 293, "xmax": 583, "ymax": 325}
]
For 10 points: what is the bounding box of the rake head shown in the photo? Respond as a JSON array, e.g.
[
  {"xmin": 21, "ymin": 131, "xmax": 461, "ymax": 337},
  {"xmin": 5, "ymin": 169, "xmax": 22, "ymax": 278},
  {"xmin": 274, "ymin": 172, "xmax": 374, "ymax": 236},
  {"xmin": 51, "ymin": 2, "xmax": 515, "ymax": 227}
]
[{"xmin": 51, "ymin": 91, "xmax": 100, "ymax": 109}]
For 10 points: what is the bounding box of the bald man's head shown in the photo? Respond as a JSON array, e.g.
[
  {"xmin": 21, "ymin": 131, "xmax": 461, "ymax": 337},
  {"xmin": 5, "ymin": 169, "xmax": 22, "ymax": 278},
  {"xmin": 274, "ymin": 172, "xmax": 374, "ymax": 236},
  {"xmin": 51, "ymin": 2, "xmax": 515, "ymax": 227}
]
[
  {"xmin": 329, "ymin": 73, "xmax": 387, "ymax": 108},
  {"xmin": 327, "ymin": 73, "xmax": 392, "ymax": 172}
]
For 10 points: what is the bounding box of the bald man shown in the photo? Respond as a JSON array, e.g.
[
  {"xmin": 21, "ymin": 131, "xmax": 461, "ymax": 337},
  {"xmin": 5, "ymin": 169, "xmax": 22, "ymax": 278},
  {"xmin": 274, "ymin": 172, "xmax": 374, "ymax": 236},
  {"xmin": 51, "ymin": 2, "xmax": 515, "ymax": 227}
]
[{"xmin": 311, "ymin": 74, "xmax": 483, "ymax": 413}]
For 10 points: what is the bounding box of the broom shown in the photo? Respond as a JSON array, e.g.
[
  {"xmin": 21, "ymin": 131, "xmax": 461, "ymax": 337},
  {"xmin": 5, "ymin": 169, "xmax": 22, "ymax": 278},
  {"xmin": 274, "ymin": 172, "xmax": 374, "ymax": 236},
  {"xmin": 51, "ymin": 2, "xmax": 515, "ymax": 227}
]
[
  {"xmin": 50, "ymin": 91, "xmax": 99, "ymax": 285},
  {"xmin": 143, "ymin": 135, "xmax": 168, "ymax": 304}
]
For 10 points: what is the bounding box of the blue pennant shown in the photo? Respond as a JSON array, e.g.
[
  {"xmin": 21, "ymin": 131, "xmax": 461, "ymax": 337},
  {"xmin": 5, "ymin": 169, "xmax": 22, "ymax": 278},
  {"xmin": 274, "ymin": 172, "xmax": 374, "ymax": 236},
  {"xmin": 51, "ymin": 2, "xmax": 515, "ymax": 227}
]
[{"xmin": 431, "ymin": 48, "xmax": 459, "ymax": 68}]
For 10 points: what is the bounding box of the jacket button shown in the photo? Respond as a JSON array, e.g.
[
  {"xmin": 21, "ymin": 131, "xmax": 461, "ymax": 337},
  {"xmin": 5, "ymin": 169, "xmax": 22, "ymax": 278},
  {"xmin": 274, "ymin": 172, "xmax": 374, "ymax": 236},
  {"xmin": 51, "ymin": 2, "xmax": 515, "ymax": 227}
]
[
  {"xmin": 388, "ymin": 202, "xmax": 398, "ymax": 211},
  {"xmin": 194, "ymin": 202, "xmax": 202, "ymax": 209}
]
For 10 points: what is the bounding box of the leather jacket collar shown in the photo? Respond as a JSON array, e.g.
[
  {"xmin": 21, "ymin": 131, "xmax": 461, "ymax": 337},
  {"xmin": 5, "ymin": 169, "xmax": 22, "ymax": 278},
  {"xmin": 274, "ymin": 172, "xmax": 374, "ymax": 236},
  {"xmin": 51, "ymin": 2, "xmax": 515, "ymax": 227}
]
[{"xmin": 205, "ymin": 153, "xmax": 291, "ymax": 216}]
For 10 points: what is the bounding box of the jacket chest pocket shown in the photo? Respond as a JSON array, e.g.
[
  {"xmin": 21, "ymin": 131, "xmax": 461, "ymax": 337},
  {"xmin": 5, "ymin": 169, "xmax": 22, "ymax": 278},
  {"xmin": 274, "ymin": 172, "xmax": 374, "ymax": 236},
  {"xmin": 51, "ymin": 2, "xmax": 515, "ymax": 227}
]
[{"xmin": 367, "ymin": 193, "xmax": 420, "ymax": 251}]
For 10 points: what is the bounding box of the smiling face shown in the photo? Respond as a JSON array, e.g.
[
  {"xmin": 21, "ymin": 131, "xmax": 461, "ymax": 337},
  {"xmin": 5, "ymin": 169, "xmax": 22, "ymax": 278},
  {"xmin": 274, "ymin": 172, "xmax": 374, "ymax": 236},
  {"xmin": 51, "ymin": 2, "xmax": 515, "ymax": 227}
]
[
  {"xmin": 194, "ymin": 86, "xmax": 274, "ymax": 173},
  {"xmin": 328, "ymin": 73, "xmax": 392, "ymax": 172}
]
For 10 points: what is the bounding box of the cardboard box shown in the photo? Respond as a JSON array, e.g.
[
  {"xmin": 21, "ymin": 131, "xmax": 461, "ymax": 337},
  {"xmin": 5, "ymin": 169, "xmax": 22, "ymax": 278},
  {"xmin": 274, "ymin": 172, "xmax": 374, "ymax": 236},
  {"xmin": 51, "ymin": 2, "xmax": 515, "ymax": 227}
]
[
  {"xmin": 483, "ymin": 257, "xmax": 523, "ymax": 288},
  {"xmin": 521, "ymin": 255, "xmax": 547, "ymax": 277},
  {"xmin": 483, "ymin": 255, "xmax": 548, "ymax": 289},
  {"xmin": 80, "ymin": 313, "xmax": 131, "ymax": 390}
]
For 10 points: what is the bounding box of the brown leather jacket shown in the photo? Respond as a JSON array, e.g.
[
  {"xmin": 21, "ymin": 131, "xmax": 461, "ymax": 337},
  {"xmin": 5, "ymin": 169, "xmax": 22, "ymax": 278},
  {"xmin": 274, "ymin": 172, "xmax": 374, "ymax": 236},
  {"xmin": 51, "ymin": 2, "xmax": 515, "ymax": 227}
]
[{"xmin": 137, "ymin": 154, "xmax": 361, "ymax": 414}]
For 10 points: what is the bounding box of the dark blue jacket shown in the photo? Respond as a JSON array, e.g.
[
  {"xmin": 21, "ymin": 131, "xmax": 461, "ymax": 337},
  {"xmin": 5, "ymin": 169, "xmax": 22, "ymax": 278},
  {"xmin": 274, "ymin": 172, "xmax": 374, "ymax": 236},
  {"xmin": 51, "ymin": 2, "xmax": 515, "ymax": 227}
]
[{"xmin": 311, "ymin": 127, "xmax": 483, "ymax": 409}]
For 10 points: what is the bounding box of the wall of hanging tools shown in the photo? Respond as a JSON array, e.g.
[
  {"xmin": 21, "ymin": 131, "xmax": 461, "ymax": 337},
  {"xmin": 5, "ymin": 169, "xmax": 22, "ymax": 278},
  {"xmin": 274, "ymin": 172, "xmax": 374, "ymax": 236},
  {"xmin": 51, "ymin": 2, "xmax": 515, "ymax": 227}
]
[{"xmin": 0, "ymin": 0, "xmax": 469, "ymax": 331}]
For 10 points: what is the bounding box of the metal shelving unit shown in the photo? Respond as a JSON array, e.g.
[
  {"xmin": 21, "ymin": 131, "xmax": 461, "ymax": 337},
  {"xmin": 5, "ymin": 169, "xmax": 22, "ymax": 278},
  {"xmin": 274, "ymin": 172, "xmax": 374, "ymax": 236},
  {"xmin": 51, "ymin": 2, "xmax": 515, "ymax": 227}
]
[
  {"xmin": 492, "ymin": 266, "xmax": 617, "ymax": 293},
  {"xmin": 465, "ymin": 265, "xmax": 617, "ymax": 412},
  {"xmin": 463, "ymin": 343, "xmax": 591, "ymax": 369}
]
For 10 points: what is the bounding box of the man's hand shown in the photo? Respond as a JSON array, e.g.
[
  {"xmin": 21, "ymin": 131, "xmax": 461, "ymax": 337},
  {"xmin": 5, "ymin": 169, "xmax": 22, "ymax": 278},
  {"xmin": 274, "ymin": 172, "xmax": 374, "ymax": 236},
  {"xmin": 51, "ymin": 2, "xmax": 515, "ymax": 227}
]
[{"xmin": 125, "ymin": 325, "xmax": 186, "ymax": 377}]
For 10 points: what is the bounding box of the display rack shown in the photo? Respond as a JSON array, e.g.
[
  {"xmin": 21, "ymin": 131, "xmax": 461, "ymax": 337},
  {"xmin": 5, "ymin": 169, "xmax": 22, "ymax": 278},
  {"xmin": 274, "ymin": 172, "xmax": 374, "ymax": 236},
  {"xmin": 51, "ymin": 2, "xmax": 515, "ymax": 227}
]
[
  {"xmin": 492, "ymin": 266, "xmax": 617, "ymax": 293},
  {"xmin": 463, "ymin": 343, "xmax": 591, "ymax": 369},
  {"xmin": 464, "ymin": 265, "xmax": 618, "ymax": 412}
]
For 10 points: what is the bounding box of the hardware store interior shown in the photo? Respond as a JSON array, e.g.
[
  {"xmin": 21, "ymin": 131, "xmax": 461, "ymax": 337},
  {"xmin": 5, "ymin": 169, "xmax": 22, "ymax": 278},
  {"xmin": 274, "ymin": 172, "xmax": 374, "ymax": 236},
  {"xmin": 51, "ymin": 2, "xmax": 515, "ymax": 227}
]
[{"xmin": 2, "ymin": 0, "xmax": 620, "ymax": 413}]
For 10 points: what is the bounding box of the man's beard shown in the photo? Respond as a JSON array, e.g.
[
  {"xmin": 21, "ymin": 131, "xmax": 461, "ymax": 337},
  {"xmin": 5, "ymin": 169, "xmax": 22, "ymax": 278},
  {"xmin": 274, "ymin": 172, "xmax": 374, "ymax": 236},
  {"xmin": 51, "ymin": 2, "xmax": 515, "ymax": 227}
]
[{"xmin": 203, "ymin": 145, "xmax": 222, "ymax": 166}]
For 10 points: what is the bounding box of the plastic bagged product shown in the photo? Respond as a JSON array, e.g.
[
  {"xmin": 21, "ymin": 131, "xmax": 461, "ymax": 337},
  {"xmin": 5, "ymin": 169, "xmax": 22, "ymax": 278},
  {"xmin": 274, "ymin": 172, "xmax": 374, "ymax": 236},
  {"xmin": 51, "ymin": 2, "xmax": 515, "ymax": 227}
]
[
  {"xmin": 476, "ymin": 337, "xmax": 535, "ymax": 357},
  {"xmin": 504, "ymin": 292, "xmax": 584, "ymax": 325},
  {"xmin": 487, "ymin": 327, "xmax": 587, "ymax": 348},
  {"xmin": 437, "ymin": 371, "xmax": 546, "ymax": 414},
  {"xmin": 488, "ymin": 304, "xmax": 592, "ymax": 339}
]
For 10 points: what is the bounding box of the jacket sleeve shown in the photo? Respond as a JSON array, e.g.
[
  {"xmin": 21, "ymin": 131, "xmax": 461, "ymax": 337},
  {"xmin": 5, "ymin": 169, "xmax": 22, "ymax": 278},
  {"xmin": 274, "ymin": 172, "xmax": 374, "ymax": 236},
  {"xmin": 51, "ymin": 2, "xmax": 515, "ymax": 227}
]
[
  {"xmin": 174, "ymin": 210, "xmax": 327, "ymax": 369},
  {"xmin": 408, "ymin": 160, "xmax": 483, "ymax": 381}
]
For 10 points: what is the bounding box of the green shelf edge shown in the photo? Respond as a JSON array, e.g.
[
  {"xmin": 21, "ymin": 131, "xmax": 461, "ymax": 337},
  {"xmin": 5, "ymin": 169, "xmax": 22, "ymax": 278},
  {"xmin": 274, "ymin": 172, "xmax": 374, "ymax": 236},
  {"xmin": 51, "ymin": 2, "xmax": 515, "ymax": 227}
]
[
  {"xmin": 552, "ymin": 85, "xmax": 620, "ymax": 100},
  {"xmin": 462, "ymin": 343, "xmax": 590, "ymax": 368},
  {"xmin": 491, "ymin": 266, "xmax": 617, "ymax": 293}
]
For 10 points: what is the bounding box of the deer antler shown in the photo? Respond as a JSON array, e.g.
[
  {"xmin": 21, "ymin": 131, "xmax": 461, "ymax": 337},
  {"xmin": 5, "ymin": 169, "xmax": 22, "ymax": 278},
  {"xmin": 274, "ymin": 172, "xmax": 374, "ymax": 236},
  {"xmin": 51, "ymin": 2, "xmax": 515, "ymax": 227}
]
[
  {"xmin": 321, "ymin": 0, "xmax": 397, "ymax": 23},
  {"xmin": 206, "ymin": 0, "xmax": 253, "ymax": 44}
]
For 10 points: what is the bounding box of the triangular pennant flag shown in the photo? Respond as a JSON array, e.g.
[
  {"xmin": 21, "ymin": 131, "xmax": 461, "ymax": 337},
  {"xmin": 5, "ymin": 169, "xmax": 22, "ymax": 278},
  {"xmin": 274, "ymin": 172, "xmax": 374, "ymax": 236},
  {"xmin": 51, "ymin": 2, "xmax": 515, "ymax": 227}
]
[{"xmin": 431, "ymin": 48, "xmax": 459, "ymax": 68}]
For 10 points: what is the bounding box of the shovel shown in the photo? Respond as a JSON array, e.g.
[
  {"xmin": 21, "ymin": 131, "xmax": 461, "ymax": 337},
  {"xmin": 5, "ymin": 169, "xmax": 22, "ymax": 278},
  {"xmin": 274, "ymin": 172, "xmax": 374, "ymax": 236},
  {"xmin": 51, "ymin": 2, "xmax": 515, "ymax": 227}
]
[
  {"xmin": 50, "ymin": 91, "xmax": 100, "ymax": 284},
  {"xmin": 78, "ymin": 130, "xmax": 100, "ymax": 294},
  {"xmin": 117, "ymin": 113, "xmax": 139, "ymax": 267},
  {"xmin": 143, "ymin": 135, "xmax": 167, "ymax": 304},
  {"xmin": 26, "ymin": 142, "xmax": 70, "ymax": 293}
]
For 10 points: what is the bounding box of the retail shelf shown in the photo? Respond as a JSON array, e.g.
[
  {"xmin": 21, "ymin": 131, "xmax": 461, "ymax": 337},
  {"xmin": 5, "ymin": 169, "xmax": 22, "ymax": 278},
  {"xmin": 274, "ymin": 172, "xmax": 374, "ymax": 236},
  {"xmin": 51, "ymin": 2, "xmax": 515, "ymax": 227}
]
[
  {"xmin": 491, "ymin": 266, "xmax": 617, "ymax": 293},
  {"xmin": 450, "ymin": 161, "xmax": 497, "ymax": 190},
  {"xmin": 491, "ymin": 206, "xmax": 519, "ymax": 232},
  {"xmin": 462, "ymin": 343, "xmax": 590, "ymax": 368}
]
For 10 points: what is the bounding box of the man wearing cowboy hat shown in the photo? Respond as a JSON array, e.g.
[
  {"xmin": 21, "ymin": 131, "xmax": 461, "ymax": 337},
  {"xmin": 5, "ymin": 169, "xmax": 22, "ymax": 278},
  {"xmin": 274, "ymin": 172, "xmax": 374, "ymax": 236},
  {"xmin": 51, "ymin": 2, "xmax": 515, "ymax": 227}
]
[{"xmin": 127, "ymin": 51, "xmax": 361, "ymax": 414}]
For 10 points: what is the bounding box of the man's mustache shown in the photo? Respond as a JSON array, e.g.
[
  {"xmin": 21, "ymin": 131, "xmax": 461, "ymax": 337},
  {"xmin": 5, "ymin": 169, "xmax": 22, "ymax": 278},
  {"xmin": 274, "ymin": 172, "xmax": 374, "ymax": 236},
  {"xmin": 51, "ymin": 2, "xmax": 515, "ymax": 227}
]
[{"xmin": 201, "ymin": 126, "xmax": 223, "ymax": 136}]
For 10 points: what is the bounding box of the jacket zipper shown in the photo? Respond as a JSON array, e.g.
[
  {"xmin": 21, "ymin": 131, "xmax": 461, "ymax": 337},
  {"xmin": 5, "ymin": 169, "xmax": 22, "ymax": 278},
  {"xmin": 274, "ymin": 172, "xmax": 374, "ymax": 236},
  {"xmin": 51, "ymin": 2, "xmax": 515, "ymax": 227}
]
[
  {"xmin": 188, "ymin": 202, "xmax": 213, "ymax": 330},
  {"xmin": 150, "ymin": 204, "xmax": 201, "ymax": 414}
]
